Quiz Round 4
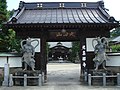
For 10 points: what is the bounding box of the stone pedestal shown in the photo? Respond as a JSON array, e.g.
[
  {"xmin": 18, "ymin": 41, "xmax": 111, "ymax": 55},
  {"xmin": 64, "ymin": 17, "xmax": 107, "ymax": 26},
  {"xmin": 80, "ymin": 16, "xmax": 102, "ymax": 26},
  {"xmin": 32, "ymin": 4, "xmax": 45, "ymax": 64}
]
[
  {"xmin": 90, "ymin": 69, "xmax": 116, "ymax": 86},
  {"xmin": 13, "ymin": 70, "xmax": 41, "ymax": 86}
]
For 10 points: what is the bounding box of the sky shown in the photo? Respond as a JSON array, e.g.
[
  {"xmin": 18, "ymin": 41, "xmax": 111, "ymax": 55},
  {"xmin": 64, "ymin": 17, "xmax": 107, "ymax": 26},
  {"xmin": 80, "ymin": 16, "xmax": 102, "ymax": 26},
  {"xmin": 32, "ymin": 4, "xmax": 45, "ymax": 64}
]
[{"xmin": 6, "ymin": 0, "xmax": 120, "ymax": 47}]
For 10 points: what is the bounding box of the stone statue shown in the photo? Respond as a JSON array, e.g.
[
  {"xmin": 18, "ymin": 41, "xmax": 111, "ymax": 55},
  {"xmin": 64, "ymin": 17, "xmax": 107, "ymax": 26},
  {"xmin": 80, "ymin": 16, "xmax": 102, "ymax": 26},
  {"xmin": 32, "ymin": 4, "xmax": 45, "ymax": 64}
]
[
  {"xmin": 92, "ymin": 37, "xmax": 109, "ymax": 71},
  {"xmin": 21, "ymin": 37, "xmax": 39, "ymax": 71}
]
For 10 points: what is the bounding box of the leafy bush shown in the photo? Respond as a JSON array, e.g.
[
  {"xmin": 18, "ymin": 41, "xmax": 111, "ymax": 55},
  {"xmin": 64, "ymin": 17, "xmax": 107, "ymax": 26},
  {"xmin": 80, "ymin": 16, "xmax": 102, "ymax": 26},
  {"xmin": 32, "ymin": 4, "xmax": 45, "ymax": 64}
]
[
  {"xmin": 110, "ymin": 44, "xmax": 120, "ymax": 52},
  {"xmin": 70, "ymin": 41, "xmax": 80, "ymax": 62},
  {"xmin": 0, "ymin": 29, "xmax": 21, "ymax": 52}
]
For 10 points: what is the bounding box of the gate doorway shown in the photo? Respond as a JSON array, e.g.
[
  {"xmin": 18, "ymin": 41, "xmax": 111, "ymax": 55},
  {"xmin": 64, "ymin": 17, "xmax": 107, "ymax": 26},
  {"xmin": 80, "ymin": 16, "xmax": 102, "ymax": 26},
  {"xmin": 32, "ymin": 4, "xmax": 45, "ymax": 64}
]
[{"xmin": 46, "ymin": 42, "xmax": 81, "ymax": 85}]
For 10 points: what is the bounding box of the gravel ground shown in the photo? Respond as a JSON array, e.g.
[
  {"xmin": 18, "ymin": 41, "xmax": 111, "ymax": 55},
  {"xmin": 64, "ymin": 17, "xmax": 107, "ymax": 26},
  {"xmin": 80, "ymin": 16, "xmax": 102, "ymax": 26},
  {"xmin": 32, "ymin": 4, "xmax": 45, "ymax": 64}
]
[{"xmin": 46, "ymin": 63, "xmax": 80, "ymax": 85}]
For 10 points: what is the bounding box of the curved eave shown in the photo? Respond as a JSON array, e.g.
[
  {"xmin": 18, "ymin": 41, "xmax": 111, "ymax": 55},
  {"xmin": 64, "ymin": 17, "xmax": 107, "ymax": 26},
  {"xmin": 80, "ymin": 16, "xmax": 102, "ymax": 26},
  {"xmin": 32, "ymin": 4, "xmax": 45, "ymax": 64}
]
[
  {"xmin": 50, "ymin": 45, "xmax": 70, "ymax": 49},
  {"xmin": 98, "ymin": 6, "xmax": 110, "ymax": 19},
  {"xmin": 4, "ymin": 22, "xmax": 119, "ymax": 30}
]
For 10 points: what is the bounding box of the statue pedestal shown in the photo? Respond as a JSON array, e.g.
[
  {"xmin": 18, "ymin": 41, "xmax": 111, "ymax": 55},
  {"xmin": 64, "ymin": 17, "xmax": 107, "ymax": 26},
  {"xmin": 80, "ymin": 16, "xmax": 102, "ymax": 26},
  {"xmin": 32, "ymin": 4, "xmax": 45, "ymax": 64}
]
[
  {"xmin": 90, "ymin": 69, "xmax": 116, "ymax": 86},
  {"xmin": 13, "ymin": 70, "xmax": 41, "ymax": 86}
]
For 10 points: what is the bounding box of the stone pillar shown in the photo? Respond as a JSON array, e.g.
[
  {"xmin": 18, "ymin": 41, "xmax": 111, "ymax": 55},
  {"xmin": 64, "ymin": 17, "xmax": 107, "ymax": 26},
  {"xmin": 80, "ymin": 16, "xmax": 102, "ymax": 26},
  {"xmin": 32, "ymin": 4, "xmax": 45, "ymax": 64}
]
[
  {"xmin": 103, "ymin": 73, "xmax": 106, "ymax": 86},
  {"xmin": 24, "ymin": 74, "xmax": 27, "ymax": 86},
  {"xmin": 2, "ymin": 63, "xmax": 9, "ymax": 86},
  {"xmin": 88, "ymin": 74, "xmax": 91, "ymax": 86},
  {"xmin": 38, "ymin": 74, "xmax": 42, "ymax": 86},
  {"xmin": 9, "ymin": 74, "xmax": 13, "ymax": 87},
  {"xmin": 117, "ymin": 73, "xmax": 120, "ymax": 86},
  {"xmin": 84, "ymin": 72, "xmax": 87, "ymax": 82}
]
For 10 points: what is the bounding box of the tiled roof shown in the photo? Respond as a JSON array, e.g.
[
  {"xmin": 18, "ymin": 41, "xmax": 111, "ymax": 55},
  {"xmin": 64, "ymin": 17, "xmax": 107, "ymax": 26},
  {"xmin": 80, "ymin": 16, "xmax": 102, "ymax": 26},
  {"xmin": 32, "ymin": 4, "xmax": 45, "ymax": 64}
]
[
  {"xmin": 111, "ymin": 36, "xmax": 120, "ymax": 42},
  {"xmin": 8, "ymin": 1, "xmax": 118, "ymax": 24},
  {"xmin": 17, "ymin": 8, "xmax": 108, "ymax": 23}
]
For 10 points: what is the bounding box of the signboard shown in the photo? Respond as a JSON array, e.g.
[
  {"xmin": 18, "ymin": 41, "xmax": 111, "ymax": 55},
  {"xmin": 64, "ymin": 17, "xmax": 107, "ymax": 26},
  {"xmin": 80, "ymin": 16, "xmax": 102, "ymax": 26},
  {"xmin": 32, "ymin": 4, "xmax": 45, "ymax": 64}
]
[
  {"xmin": 49, "ymin": 31, "xmax": 78, "ymax": 40},
  {"xmin": 55, "ymin": 32, "xmax": 76, "ymax": 37}
]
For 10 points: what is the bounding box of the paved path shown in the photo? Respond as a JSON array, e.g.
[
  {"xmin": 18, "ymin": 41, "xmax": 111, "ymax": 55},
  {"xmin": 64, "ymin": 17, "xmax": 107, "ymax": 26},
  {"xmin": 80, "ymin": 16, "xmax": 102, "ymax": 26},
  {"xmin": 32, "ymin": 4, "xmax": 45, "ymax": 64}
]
[
  {"xmin": 46, "ymin": 63, "xmax": 80, "ymax": 85},
  {"xmin": 0, "ymin": 63, "xmax": 120, "ymax": 90}
]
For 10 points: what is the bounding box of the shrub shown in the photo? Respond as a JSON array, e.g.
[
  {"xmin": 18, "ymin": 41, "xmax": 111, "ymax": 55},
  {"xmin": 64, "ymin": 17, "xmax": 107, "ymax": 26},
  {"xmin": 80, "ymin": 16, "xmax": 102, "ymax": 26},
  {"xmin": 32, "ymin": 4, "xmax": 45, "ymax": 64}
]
[{"xmin": 110, "ymin": 44, "xmax": 120, "ymax": 52}]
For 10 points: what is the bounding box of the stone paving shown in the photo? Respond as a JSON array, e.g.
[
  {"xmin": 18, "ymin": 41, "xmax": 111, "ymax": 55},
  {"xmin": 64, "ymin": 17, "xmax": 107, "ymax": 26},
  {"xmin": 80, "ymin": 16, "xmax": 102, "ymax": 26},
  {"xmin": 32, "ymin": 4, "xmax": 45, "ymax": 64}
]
[{"xmin": 0, "ymin": 63, "xmax": 120, "ymax": 90}]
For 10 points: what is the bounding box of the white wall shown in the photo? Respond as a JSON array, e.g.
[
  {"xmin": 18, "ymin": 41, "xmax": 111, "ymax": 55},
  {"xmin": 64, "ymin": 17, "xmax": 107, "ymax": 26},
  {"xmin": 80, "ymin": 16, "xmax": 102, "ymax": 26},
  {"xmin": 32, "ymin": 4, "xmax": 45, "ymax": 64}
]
[
  {"xmin": 0, "ymin": 57, "xmax": 22, "ymax": 67},
  {"xmin": 86, "ymin": 38, "xmax": 97, "ymax": 52},
  {"xmin": 31, "ymin": 38, "xmax": 40, "ymax": 52}
]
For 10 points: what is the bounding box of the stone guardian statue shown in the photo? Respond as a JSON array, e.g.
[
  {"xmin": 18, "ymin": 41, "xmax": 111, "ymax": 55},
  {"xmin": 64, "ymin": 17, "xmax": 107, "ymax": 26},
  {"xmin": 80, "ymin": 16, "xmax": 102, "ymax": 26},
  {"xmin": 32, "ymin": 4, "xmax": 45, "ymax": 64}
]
[
  {"xmin": 92, "ymin": 37, "xmax": 109, "ymax": 71},
  {"xmin": 21, "ymin": 37, "xmax": 39, "ymax": 71}
]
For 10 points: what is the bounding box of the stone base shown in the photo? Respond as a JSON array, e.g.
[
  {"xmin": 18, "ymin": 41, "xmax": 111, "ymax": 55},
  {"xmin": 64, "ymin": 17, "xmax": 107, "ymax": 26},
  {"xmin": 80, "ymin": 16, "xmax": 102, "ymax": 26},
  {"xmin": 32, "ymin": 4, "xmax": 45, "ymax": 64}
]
[
  {"xmin": 2, "ymin": 81, "xmax": 8, "ymax": 86},
  {"xmin": 90, "ymin": 69, "xmax": 117, "ymax": 86},
  {"xmin": 15, "ymin": 70, "xmax": 41, "ymax": 76},
  {"xmin": 13, "ymin": 70, "xmax": 41, "ymax": 86},
  {"xmin": 90, "ymin": 69, "xmax": 114, "ymax": 76}
]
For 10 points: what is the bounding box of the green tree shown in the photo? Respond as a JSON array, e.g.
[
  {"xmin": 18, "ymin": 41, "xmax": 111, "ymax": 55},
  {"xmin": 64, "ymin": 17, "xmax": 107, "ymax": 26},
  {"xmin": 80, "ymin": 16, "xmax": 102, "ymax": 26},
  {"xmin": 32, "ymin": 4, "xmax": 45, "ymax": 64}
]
[
  {"xmin": 0, "ymin": 0, "xmax": 7, "ymax": 28},
  {"xmin": 70, "ymin": 41, "xmax": 80, "ymax": 62},
  {"xmin": 0, "ymin": 0, "xmax": 20, "ymax": 52},
  {"xmin": 6, "ymin": 9, "xmax": 14, "ymax": 20},
  {"xmin": 110, "ymin": 44, "xmax": 120, "ymax": 52},
  {"xmin": 0, "ymin": 29, "xmax": 21, "ymax": 52}
]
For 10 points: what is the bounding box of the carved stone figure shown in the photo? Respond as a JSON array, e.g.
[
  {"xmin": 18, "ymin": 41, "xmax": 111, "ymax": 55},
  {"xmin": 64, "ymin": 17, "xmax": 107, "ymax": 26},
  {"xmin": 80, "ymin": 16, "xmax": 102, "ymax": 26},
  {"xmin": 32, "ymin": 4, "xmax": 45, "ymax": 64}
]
[
  {"xmin": 21, "ymin": 37, "xmax": 39, "ymax": 71},
  {"xmin": 92, "ymin": 37, "xmax": 109, "ymax": 71}
]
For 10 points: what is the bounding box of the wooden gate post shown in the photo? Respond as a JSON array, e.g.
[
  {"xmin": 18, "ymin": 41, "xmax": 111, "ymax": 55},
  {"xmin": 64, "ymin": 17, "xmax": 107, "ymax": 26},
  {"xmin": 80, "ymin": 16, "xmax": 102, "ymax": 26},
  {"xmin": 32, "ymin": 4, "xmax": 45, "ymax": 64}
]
[
  {"xmin": 40, "ymin": 30, "xmax": 47, "ymax": 83},
  {"xmin": 79, "ymin": 34, "xmax": 86, "ymax": 80}
]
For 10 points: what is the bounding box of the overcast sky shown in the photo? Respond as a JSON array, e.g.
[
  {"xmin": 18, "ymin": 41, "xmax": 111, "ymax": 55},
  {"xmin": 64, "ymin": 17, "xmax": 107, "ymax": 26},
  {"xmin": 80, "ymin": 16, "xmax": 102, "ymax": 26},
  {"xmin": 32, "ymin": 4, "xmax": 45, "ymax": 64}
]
[{"xmin": 6, "ymin": 0, "xmax": 120, "ymax": 47}]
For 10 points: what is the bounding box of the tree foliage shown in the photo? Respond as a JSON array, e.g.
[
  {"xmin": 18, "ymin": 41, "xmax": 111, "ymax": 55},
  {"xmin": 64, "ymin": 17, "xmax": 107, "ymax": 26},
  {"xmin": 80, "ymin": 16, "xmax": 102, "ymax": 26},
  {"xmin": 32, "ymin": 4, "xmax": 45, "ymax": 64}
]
[
  {"xmin": 110, "ymin": 27, "xmax": 120, "ymax": 52},
  {"xmin": 0, "ymin": 0, "xmax": 7, "ymax": 28},
  {"xmin": 0, "ymin": 29, "xmax": 21, "ymax": 52},
  {"xmin": 0, "ymin": 0, "xmax": 20, "ymax": 52},
  {"xmin": 110, "ymin": 27, "xmax": 120, "ymax": 38},
  {"xmin": 110, "ymin": 44, "xmax": 120, "ymax": 52},
  {"xmin": 70, "ymin": 41, "xmax": 80, "ymax": 62},
  {"xmin": 6, "ymin": 10, "xmax": 14, "ymax": 19}
]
